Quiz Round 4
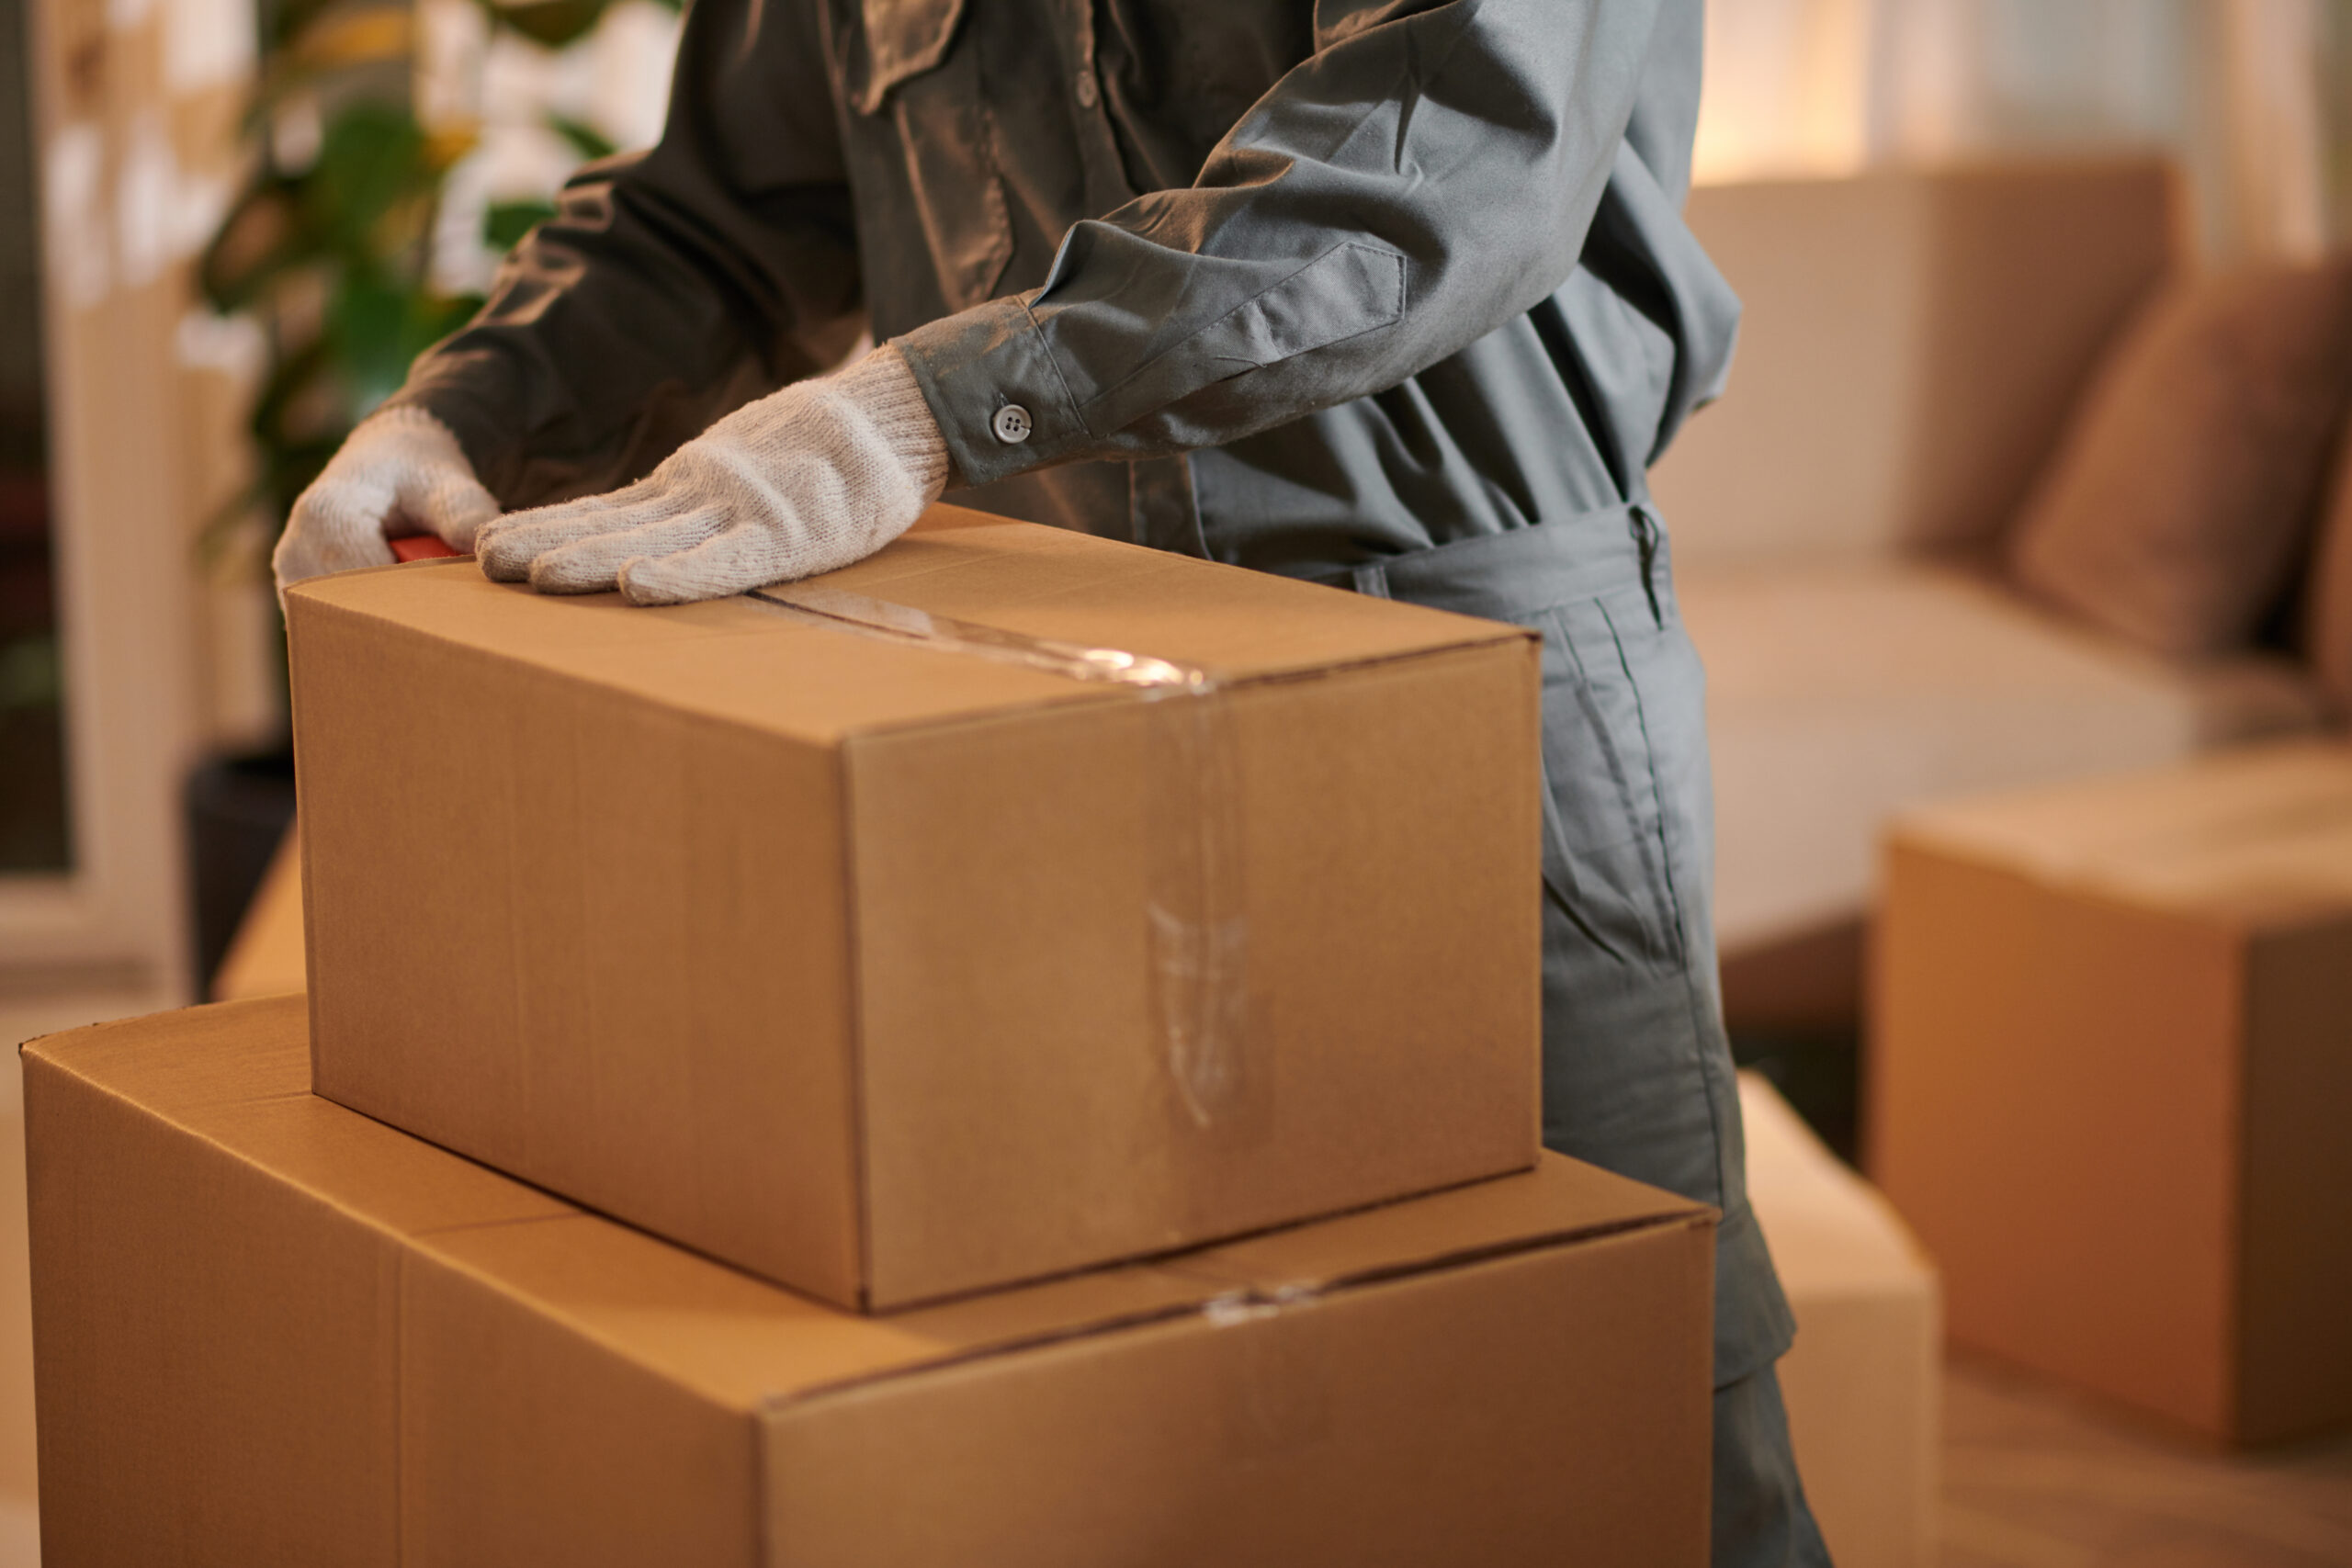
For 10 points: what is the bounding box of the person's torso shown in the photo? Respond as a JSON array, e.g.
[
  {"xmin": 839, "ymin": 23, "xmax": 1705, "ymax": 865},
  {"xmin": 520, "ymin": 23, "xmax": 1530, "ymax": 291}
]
[{"xmin": 819, "ymin": 0, "xmax": 1736, "ymax": 574}]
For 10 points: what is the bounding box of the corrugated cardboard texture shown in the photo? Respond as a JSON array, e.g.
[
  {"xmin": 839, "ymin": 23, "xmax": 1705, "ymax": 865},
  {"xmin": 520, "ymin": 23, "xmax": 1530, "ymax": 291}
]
[
  {"xmin": 288, "ymin": 512, "xmax": 1542, "ymax": 1308},
  {"xmin": 1742, "ymin": 1074, "xmax": 1940, "ymax": 1568},
  {"xmin": 2238, "ymin": 917, "xmax": 2352, "ymax": 1442},
  {"xmin": 210, "ymin": 823, "xmax": 305, "ymax": 1001},
  {"xmin": 1871, "ymin": 741, "xmax": 2352, "ymax": 1444},
  {"xmin": 26, "ymin": 998, "xmax": 1713, "ymax": 1567}
]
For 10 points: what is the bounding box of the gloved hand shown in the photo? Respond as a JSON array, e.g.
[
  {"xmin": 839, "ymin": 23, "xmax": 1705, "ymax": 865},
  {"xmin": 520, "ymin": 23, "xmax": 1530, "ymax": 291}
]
[
  {"xmin": 272, "ymin": 406, "xmax": 501, "ymax": 592},
  {"xmin": 475, "ymin": 343, "xmax": 951, "ymax": 606}
]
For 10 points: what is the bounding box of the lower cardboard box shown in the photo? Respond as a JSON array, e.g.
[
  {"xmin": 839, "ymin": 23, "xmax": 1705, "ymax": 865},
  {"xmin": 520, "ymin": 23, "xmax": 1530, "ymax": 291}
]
[{"xmin": 25, "ymin": 997, "xmax": 1715, "ymax": 1567}]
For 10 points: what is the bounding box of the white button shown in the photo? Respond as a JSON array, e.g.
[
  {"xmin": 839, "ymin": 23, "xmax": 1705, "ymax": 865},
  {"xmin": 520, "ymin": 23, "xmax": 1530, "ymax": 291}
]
[
  {"xmin": 991, "ymin": 403, "xmax": 1034, "ymax": 445},
  {"xmin": 1074, "ymin": 69, "xmax": 1099, "ymax": 108}
]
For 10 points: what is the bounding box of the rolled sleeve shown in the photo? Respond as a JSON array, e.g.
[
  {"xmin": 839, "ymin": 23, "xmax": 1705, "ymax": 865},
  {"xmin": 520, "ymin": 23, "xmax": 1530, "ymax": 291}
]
[
  {"xmin": 898, "ymin": 295, "xmax": 1091, "ymax": 488},
  {"xmin": 389, "ymin": 0, "xmax": 864, "ymax": 507},
  {"xmin": 897, "ymin": 0, "xmax": 1666, "ymax": 484}
]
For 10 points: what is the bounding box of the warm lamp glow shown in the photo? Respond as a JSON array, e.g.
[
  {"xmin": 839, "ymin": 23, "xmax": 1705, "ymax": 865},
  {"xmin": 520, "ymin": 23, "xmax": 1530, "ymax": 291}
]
[{"xmin": 1692, "ymin": 0, "xmax": 1873, "ymax": 185}]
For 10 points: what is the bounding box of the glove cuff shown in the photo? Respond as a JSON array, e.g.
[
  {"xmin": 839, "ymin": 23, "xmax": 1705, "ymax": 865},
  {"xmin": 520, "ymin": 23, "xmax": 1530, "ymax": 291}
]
[
  {"xmin": 361, "ymin": 403, "xmax": 458, "ymax": 440},
  {"xmin": 354, "ymin": 405, "xmax": 480, "ymax": 474},
  {"xmin": 834, "ymin": 343, "xmax": 953, "ymax": 501}
]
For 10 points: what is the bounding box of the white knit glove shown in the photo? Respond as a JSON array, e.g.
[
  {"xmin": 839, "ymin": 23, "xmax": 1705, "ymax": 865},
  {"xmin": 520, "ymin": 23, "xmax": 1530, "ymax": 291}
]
[
  {"xmin": 476, "ymin": 344, "xmax": 951, "ymax": 606},
  {"xmin": 272, "ymin": 407, "xmax": 501, "ymax": 592}
]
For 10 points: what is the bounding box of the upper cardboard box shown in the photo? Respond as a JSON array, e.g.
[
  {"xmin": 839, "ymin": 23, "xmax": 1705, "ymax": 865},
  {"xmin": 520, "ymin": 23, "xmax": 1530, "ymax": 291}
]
[
  {"xmin": 26, "ymin": 997, "xmax": 1715, "ymax": 1568},
  {"xmin": 288, "ymin": 510, "xmax": 1544, "ymax": 1309}
]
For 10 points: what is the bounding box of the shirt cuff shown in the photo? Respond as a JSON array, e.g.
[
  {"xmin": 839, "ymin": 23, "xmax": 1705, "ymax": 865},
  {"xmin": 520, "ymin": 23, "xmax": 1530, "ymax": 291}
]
[
  {"xmin": 383, "ymin": 349, "xmax": 530, "ymax": 503},
  {"xmin": 892, "ymin": 293, "xmax": 1090, "ymax": 490}
]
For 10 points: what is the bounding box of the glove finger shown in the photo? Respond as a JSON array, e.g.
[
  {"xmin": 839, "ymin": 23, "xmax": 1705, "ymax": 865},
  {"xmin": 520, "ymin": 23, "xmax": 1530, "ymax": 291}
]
[
  {"xmin": 274, "ymin": 476, "xmax": 397, "ymax": 592},
  {"xmin": 476, "ymin": 489, "xmax": 666, "ymax": 582},
  {"xmin": 616, "ymin": 519, "xmax": 795, "ymax": 606},
  {"xmin": 528, "ymin": 504, "xmax": 729, "ymax": 596},
  {"xmin": 400, "ymin": 463, "xmax": 503, "ymax": 551}
]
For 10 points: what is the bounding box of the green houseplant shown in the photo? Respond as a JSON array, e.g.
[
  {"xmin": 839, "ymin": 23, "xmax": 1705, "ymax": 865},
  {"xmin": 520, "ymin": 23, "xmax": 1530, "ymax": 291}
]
[
  {"xmin": 199, "ymin": 0, "xmax": 647, "ymax": 542},
  {"xmin": 185, "ymin": 0, "xmax": 660, "ymax": 989}
]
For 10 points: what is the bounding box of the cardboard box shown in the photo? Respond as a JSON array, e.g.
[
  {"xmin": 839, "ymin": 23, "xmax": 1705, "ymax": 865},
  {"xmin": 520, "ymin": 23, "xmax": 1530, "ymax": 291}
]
[
  {"xmin": 211, "ymin": 821, "xmax": 304, "ymax": 1001},
  {"xmin": 286, "ymin": 508, "xmax": 1542, "ymax": 1310},
  {"xmin": 25, "ymin": 996, "xmax": 1715, "ymax": 1567},
  {"xmin": 1741, "ymin": 1072, "xmax": 1939, "ymax": 1567},
  {"xmin": 1870, "ymin": 739, "xmax": 2352, "ymax": 1445}
]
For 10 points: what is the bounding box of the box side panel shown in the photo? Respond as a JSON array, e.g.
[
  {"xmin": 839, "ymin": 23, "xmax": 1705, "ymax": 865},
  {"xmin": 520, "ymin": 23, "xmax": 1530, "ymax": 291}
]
[
  {"xmin": 295, "ymin": 601, "xmax": 865, "ymax": 1304},
  {"xmin": 854, "ymin": 639, "xmax": 1541, "ymax": 1305},
  {"xmin": 2234, "ymin": 914, "xmax": 2352, "ymax": 1444},
  {"xmin": 24, "ymin": 1054, "xmax": 401, "ymax": 1565},
  {"xmin": 400, "ymin": 1245, "xmax": 759, "ymax": 1568},
  {"xmin": 1774, "ymin": 1289, "xmax": 1941, "ymax": 1568},
  {"xmin": 1870, "ymin": 840, "xmax": 2240, "ymax": 1437},
  {"xmin": 1231, "ymin": 637, "xmax": 1541, "ymax": 1186},
  {"xmin": 762, "ymin": 1219, "xmax": 1713, "ymax": 1568}
]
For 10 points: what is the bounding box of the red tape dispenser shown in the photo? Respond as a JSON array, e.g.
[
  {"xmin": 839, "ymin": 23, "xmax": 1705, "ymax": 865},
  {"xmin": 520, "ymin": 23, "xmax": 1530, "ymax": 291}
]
[{"xmin": 389, "ymin": 534, "xmax": 463, "ymax": 563}]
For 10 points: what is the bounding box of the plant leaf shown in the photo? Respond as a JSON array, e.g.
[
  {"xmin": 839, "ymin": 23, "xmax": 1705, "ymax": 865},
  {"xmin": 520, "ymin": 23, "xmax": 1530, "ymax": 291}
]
[
  {"xmin": 311, "ymin": 102, "xmax": 434, "ymax": 243},
  {"xmin": 546, "ymin": 112, "xmax": 616, "ymax": 162},
  {"xmin": 484, "ymin": 0, "xmax": 612, "ymax": 49},
  {"xmin": 482, "ymin": 199, "xmax": 557, "ymax": 250}
]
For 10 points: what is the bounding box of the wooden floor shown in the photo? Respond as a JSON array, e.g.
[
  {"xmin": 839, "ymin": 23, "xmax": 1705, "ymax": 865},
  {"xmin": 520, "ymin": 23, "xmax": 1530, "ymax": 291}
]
[{"xmin": 1940, "ymin": 1357, "xmax": 2352, "ymax": 1567}]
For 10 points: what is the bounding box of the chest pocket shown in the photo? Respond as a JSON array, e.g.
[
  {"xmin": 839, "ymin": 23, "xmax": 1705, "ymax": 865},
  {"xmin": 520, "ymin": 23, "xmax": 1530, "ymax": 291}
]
[{"xmin": 849, "ymin": 0, "xmax": 1012, "ymax": 310}]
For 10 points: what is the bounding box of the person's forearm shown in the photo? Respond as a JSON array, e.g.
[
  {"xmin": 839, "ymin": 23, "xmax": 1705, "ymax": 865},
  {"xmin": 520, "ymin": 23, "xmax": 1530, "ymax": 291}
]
[
  {"xmin": 387, "ymin": 0, "xmax": 864, "ymax": 511},
  {"xmin": 895, "ymin": 0, "xmax": 1668, "ymax": 491}
]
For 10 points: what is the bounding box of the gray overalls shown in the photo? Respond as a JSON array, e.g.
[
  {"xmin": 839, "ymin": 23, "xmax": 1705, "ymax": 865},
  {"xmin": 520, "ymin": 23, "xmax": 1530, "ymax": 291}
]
[{"xmin": 394, "ymin": 2, "xmax": 1830, "ymax": 1559}]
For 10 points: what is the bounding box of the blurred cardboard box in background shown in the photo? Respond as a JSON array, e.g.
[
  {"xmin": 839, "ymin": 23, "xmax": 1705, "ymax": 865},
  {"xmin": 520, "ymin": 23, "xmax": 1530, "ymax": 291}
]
[{"xmin": 1871, "ymin": 740, "xmax": 2352, "ymax": 1445}]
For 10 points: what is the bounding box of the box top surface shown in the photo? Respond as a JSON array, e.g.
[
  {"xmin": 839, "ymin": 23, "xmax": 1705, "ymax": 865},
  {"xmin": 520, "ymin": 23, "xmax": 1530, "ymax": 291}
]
[
  {"xmin": 1891, "ymin": 739, "xmax": 2352, "ymax": 925},
  {"xmin": 285, "ymin": 509, "xmax": 1526, "ymax": 745},
  {"xmin": 23, "ymin": 996, "xmax": 1703, "ymax": 1416}
]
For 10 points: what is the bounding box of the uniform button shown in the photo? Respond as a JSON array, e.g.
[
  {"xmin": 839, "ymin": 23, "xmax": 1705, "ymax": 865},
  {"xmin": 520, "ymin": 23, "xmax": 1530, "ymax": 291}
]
[
  {"xmin": 991, "ymin": 403, "xmax": 1034, "ymax": 445},
  {"xmin": 1074, "ymin": 68, "xmax": 1099, "ymax": 108}
]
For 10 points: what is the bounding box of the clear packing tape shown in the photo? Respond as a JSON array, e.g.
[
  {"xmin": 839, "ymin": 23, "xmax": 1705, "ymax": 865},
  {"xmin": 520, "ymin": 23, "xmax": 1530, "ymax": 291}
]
[{"xmin": 750, "ymin": 584, "xmax": 1250, "ymax": 1127}]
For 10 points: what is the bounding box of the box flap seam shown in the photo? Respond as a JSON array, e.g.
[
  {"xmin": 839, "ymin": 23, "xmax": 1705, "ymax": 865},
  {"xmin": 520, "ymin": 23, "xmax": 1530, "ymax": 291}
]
[{"xmin": 758, "ymin": 1209, "xmax": 1712, "ymax": 1416}]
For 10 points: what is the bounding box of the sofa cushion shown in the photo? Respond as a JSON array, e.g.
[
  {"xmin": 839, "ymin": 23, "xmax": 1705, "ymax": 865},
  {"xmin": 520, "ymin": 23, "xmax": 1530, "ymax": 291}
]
[
  {"xmin": 2307, "ymin": 428, "xmax": 2352, "ymax": 715},
  {"xmin": 2007, "ymin": 258, "xmax": 2352, "ymax": 658},
  {"xmin": 1650, "ymin": 161, "xmax": 2177, "ymax": 570},
  {"xmin": 1680, "ymin": 558, "xmax": 2328, "ymax": 954}
]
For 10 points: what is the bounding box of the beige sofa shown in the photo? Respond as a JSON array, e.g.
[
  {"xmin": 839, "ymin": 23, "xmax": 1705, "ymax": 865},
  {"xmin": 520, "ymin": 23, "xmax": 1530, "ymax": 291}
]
[{"xmin": 1652, "ymin": 159, "xmax": 2333, "ymax": 1019}]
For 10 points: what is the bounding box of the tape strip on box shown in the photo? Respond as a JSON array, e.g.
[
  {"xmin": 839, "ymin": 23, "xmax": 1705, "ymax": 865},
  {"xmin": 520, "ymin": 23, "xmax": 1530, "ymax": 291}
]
[{"xmin": 749, "ymin": 582, "xmax": 1250, "ymax": 1127}]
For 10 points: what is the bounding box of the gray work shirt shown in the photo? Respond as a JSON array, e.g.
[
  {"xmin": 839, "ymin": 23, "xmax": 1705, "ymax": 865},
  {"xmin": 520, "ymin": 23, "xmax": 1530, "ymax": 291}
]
[
  {"xmin": 392, "ymin": 0, "xmax": 1736, "ymax": 578},
  {"xmin": 391, "ymin": 0, "xmax": 1798, "ymax": 1393}
]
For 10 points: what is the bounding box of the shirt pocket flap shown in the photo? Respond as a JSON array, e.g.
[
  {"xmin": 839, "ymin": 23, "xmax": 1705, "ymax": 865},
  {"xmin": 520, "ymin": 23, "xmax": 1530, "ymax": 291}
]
[{"xmin": 854, "ymin": 0, "xmax": 969, "ymax": 114}]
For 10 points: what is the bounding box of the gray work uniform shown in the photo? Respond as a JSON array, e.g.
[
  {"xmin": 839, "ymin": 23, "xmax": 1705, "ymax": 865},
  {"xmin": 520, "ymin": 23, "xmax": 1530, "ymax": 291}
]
[{"xmin": 392, "ymin": 2, "xmax": 1828, "ymax": 1559}]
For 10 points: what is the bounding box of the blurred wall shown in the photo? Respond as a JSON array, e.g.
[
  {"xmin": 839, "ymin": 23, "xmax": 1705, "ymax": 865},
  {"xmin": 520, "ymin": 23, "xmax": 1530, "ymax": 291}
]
[
  {"xmin": 3, "ymin": 0, "xmax": 679, "ymax": 991},
  {"xmin": 2, "ymin": 0, "xmax": 254, "ymax": 990},
  {"xmin": 1695, "ymin": 0, "xmax": 2346, "ymax": 263}
]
